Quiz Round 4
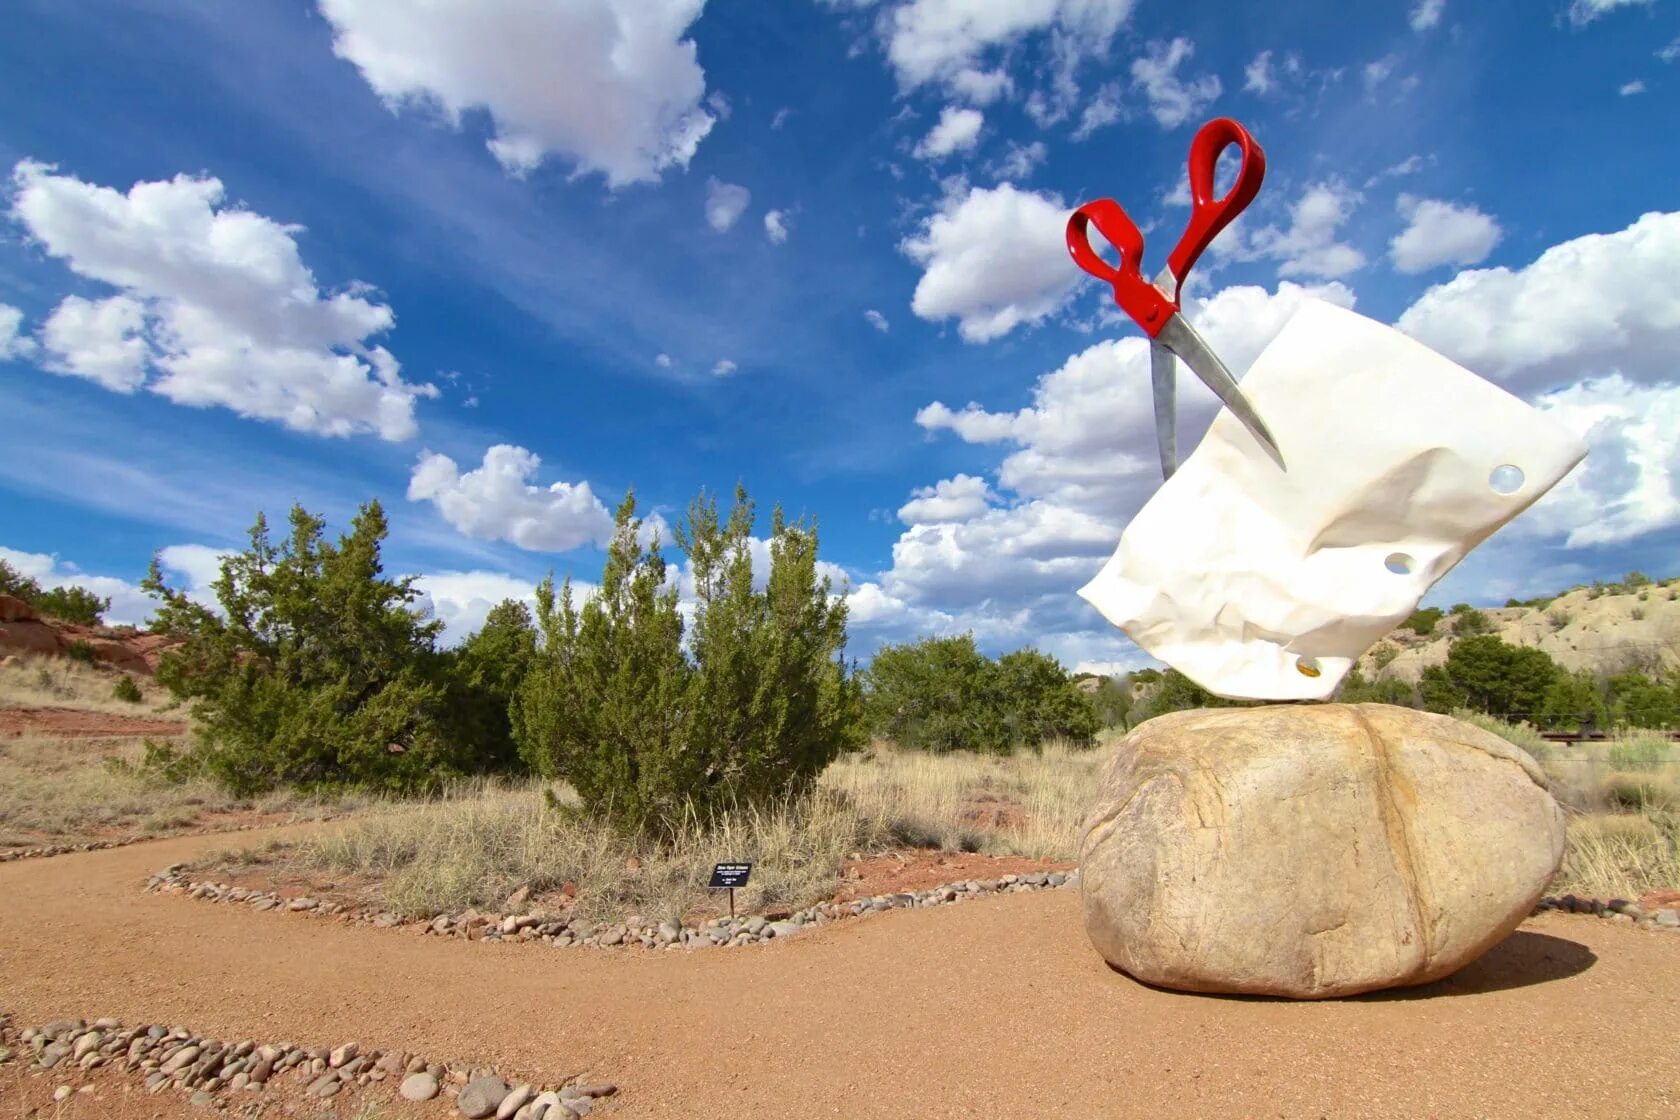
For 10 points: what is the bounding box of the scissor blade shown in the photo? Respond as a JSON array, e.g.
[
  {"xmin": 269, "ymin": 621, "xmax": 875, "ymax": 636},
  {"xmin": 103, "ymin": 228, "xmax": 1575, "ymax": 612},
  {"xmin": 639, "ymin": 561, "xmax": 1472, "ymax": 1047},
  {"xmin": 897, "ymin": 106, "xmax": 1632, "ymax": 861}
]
[
  {"xmin": 1157, "ymin": 312, "xmax": 1285, "ymax": 470},
  {"xmin": 1149, "ymin": 340, "xmax": 1178, "ymax": 480}
]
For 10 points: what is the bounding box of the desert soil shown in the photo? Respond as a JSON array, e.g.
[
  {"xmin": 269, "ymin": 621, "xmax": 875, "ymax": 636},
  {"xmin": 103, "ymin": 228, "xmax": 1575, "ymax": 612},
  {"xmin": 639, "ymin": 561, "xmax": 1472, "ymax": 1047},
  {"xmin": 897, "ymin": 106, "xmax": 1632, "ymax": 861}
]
[
  {"xmin": 3, "ymin": 827, "xmax": 1679, "ymax": 1119},
  {"xmin": 0, "ymin": 705, "xmax": 188, "ymax": 739}
]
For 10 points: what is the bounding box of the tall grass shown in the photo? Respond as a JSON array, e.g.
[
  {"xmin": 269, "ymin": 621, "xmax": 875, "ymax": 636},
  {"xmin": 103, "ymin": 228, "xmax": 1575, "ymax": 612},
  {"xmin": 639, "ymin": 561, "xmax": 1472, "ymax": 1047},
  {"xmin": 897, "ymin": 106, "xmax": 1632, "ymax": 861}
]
[{"xmin": 0, "ymin": 655, "xmax": 179, "ymax": 716}]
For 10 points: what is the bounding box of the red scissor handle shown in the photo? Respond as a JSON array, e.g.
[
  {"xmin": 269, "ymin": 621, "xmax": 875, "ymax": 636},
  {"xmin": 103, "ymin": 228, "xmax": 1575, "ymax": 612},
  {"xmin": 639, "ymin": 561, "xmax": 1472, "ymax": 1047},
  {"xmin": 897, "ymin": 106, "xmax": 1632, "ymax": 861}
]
[
  {"xmin": 1066, "ymin": 199, "xmax": 1176, "ymax": 338},
  {"xmin": 1066, "ymin": 117, "xmax": 1266, "ymax": 340},
  {"xmin": 1166, "ymin": 117, "xmax": 1266, "ymax": 285}
]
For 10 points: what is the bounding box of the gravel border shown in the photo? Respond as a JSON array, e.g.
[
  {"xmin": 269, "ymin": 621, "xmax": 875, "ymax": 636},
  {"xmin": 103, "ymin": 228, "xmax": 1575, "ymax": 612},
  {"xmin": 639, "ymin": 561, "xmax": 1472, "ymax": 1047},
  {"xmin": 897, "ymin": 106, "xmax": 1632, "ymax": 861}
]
[
  {"xmin": 0, "ymin": 1012, "xmax": 618, "ymax": 1116},
  {"xmin": 0, "ymin": 816, "xmax": 350, "ymax": 864},
  {"xmin": 1534, "ymin": 893, "xmax": 1680, "ymax": 928},
  {"xmin": 147, "ymin": 865, "xmax": 1081, "ymax": 949}
]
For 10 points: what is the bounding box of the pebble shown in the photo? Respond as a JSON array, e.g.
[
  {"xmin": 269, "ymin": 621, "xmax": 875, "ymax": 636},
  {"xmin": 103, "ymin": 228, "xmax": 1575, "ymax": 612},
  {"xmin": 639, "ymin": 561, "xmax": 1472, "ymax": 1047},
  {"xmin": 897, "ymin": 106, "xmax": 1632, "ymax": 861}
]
[
  {"xmin": 53, "ymin": 1085, "xmax": 72, "ymax": 1102},
  {"xmin": 458, "ymin": 1075, "xmax": 511, "ymax": 1119},
  {"xmin": 496, "ymin": 1083, "xmax": 534, "ymax": 1120},
  {"xmin": 329, "ymin": 1041, "xmax": 358, "ymax": 1067},
  {"xmin": 403, "ymin": 1071, "xmax": 442, "ymax": 1101}
]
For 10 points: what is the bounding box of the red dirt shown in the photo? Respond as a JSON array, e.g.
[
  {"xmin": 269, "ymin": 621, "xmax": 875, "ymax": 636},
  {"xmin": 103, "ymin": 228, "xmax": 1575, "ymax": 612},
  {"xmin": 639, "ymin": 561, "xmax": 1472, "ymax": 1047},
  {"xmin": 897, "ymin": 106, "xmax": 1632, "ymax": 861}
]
[
  {"xmin": 4, "ymin": 827, "xmax": 1680, "ymax": 1118},
  {"xmin": 0, "ymin": 705, "xmax": 188, "ymax": 740}
]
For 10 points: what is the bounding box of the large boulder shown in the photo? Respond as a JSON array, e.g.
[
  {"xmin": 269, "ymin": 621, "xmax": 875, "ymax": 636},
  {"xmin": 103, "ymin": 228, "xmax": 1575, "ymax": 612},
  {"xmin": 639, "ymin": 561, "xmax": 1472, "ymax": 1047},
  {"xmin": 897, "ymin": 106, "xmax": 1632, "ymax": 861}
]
[
  {"xmin": 0, "ymin": 594, "xmax": 39, "ymax": 623},
  {"xmin": 1079, "ymin": 704, "xmax": 1564, "ymax": 998}
]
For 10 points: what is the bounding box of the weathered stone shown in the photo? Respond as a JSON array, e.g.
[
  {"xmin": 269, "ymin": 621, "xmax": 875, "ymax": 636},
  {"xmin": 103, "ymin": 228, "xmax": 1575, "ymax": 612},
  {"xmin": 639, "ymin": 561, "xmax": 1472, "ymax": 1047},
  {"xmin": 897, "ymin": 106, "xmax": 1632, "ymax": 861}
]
[
  {"xmin": 72, "ymin": 1031, "xmax": 102, "ymax": 1059},
  {"xmin": 496, "ymin": 1083, "xmax": 533, "ymax": 1120},
  {"xmin": 1080, "ymin": 704, "xmax": 1565, "ymax": 999},
  {"xmin": 401, "ymin": 1072, "xmax": 441, "ymax": 1101},
  {"xmin": 249, "ymin": 1057, "xmax": 274, "ymax": 1084},
  {"xmin": 1656, "ymin": 910, "xmax": 1680, "ymax": 928},
  {"xmin": 458, "ymin": 1075, "xmax": 510, "ymax": 1118},
  {"xmin": 160, "ymin": 1045, "xmax": 201, "ymax": 1074},
  {"xmin": 329, "ymin": 1042, "xmax": 358, "ymax": 1067},
  {"xmin": 529, "ymin": 1090, "xmax": 561, "ymax": 1120},
  {"xmin": 767, "ymin": 921, "xmax": 800, "ymax": 939}
]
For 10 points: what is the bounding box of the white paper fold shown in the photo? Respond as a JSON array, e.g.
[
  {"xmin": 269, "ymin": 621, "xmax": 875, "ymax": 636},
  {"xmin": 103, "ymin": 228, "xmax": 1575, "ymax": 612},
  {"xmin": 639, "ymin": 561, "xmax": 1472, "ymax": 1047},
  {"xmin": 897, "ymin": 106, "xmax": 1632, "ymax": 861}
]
[{"xmin": 1079, "ymin": 299, "xmax": 1588, "ymax": 700}]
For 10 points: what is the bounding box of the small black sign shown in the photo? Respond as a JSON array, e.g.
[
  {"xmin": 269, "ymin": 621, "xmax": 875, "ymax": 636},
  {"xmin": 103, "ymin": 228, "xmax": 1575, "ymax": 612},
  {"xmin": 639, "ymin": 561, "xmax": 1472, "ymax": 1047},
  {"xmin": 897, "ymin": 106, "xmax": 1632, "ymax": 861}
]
[{"xmin": 709, "ymin": 862, "xmax": 753, "ymax": 889}]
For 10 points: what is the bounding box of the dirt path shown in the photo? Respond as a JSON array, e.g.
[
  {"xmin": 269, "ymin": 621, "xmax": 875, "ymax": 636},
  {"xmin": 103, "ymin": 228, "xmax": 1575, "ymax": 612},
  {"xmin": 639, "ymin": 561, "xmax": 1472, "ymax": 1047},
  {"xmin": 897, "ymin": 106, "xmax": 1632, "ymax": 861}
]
[
  {"xmin": 0, "ymin": 705, "xmax": 187, "ymax": 739},
  {"xmin": 3, "ymin": 828, "xmax": 1678, "ymax": 1119}
]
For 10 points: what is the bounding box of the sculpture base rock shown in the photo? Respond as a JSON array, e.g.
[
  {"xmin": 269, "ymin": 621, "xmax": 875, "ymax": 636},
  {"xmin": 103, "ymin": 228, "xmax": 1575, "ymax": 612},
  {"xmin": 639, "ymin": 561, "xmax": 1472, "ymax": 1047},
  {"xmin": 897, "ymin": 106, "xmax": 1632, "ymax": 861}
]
[{"xmin": 1079, "ymin": 704, "xmax": 1565, "ymax": 999}]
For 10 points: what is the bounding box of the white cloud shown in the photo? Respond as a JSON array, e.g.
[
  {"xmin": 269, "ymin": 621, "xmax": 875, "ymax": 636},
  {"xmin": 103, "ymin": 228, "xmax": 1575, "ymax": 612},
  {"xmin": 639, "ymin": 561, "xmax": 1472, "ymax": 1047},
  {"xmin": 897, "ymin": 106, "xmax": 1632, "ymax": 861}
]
[
  {"xmin": 705, "ymin": 177, "xmax": 751, "ymax": 231},
  {"xmin": 655, "ymin": 352, "xmax": 673, "ymax": 368},
  {"xmin": 1130, "ymin": 38, "xmax": 1221, "ymax": 129},
  {"xmin": 913, "ymin": 106, "xmax": 985, "ymax": 160},
  {"xmin": 898, "ymin": 473, "xmax": 996, "ymax": 523},
  {"xmin": 771, "ymin": 107, "xmax": 792, "ymax": 129},
  {"xmin": 706, "ymin": 90, "xmax": 732, "ymax": 120},
  {"xmin": 10, "ymin": 160, "xmax": 436, "ymax": 440},
  {"xmin": 37, "ymin": 295, "xmax": 148, "ymax": 390},
  {"xmin": 317, "ymin": 0, "xmax": 715, "ymax": 187},
  {"xmin": 712, "ymin": 359, "xmax": 737, "ymax": 376},
  {"xmin": 407, "ymin": 444, "xmax": 615, "ymax": 552},
  {"xmin": 882, "ymin": 0, "xmax": 1137, "ymax": 95},
  {"xmin": 1567, "ymin": 0, "xmax": 1652, "ymax": 27},
  {"xmin": 0, "ymin": 542, "xmax": 224, "ymax": 626},
  {"xmin": 1510, "ymin": 376, "xmax": 1680, "ymax": 547},
  {"xmin": 864, "ymin": 308, "xmax": 890, "ymax": 332},
  {"xmin": 1243, "ymin": 50, "xmax": 1275, "ymax": 94},
  {"xmin": 1619, "ymin": 79, "xmax": 1647, "ymax": 95},
  {"xmin": 1071, "ymin": 83, "xmax": 1122, "ymax": 140},
  {"xmin": 1396, "ymin": 210, "xmax": 1680, "ymax": 394},
  {"xmin": 1364, "ymin": 154, "xmax": 1427, "ymax": 188},
  {"xmin": 1409, "ymin": 0, "xmax": 1446, "ymax": 31},
  {"xmin": 410, "ymin": 569, "xmax": 544, "ymax": 645},
  {"xmin": 1660, "ymin": 36, "xmax": 1680, "ymax": 62},
  {"xmin": 764, "ymin": 209, "xmax": 791, "ymax": 243},
  {"xmin": 990, "ymin": 140, "xmax": 1047, "ymax": 181},
  {"xmin": 948, "ymin": 67, "xmax": 1012, "ymax": 105},
  {"xmin": 1388, "ymin": 194, "xmax": 1502, "ymax": 273},
  {"xmin": 1246, "ymin": 179, "xmax": 1367, "ymax": 278},
  {"xmin": 899, "ymin": 183, "xmax": 1078, "ymax": 342},
  {"xmin": 0, "ymin": 304, "xmax": 36, "ymax": 361}
]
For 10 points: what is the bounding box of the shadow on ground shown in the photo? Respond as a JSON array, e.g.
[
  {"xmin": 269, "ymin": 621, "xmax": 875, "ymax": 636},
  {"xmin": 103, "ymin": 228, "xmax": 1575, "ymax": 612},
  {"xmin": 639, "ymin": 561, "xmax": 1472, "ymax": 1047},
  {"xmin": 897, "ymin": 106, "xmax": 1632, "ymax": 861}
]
[{"xmin": 1105, "ymin": 930, "xmax": 1597, "ymax": 1002}]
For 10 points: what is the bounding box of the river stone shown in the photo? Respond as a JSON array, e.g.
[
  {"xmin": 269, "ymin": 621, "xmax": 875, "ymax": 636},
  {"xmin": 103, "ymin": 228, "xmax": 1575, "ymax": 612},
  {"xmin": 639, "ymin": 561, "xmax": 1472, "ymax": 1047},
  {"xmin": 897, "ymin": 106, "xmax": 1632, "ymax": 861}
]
[
  {"xmin": 459, "ymin": 1075, "xmax": 510, "ymax": 1119},
  {"xmin": 1079, "ymin": 704, "xmax": 1565, "ymax": 999}
]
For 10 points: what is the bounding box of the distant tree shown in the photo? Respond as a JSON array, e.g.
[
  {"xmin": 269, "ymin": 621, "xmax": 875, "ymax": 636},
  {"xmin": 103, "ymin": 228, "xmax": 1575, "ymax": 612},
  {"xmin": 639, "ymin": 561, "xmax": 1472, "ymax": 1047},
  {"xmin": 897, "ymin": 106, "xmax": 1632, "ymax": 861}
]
[
  {"xmin": 1087, "ymin": 676, "xmax": 1133, "ymax": 729},
  {"xmin": 1339, "ymin": 669, "xmax": 1418, "ymax": 707},
  {"xmin": 0, "ymin": 559, "xmax": 42, "ymax": 602},
  {"xmin": 1419, "ymin": 665, "xmax": 1466, "ymax": 714},
  {"xmin": 1443, "ymin": 635, "xmax": 1559, "ymax": 724},
  {"xmin": 1403, "ymin": 607, "xmax": 1444, "ymax": 636},
  {"xmin": 31, "ymin": 585, "xmax": 110, "ymax": 626},
  {"xmin": 991, "ymin": 648, "xmax": 1099, "ymax": 747},
  {"xmin": 1606, "ymin": 668, "xmax": 1680, "ymax": 730},
  {"xmin": 446, "ymin": 599, "xmax": 539, "ymax": 773},
  {"xmin": 1451, "ymin": 608, "xmax": 1492, "ymax": 637},
  {"xmin": 1539, "ymin": 669, "xmax": 1607, "ymax": 732},
  {"xmin": 1127, "ymin": 668, "xmax": 1259, "ymax": 726}
]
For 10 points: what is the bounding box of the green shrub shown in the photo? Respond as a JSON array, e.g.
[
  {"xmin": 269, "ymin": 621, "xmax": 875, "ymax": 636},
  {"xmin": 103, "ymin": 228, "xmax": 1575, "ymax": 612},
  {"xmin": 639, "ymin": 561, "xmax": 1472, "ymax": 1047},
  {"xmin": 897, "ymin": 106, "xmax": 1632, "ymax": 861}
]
[
  {"xmin": 1607, "ymin": 669, "xmax": 1680, "ymax": 729},
  {"xmin": 64, "ymin": 639, "xmax": 98, "ymax": 665},
  {"xmin": 1451, "ymin": 608, "xmax": 1492, "ymax": 636},
  {"xmin": 862, "ymin": 635, "xmax": 1097, "ymax": 751},
  {"xmin": 1087, "ymin": 676, "xmax": 1133, "ymax": 729},
  {"xmin": 1607, "ymin": 737, "xmax": 1669, "ymax": 771},
  {"xmin": 1127, "ymin": 667, "xmax": 1259, "ymax": 725},
  {"xmin": 112, "ymin": 674, "xmax": 143, "ymax": 703},
  {"xmin": 31, "ymin": 585, "xmax": 109, "ymax": 626},
  {"xmin": 514, "ymin": 486, "xmax": 865, "ymax": 835},
  {"xmin": 1441, "ymin": 635, "xmax": 1560, "ymax": 724},
  {"xmin": 1338, "ymin": 669, "xmax": 1417, "ymax": 707},
  {"xmin": 1403, "ymin": 607, "xmax": 1444, "ymax": 636},
  {"xmin": 1371, "ymin": 641, "xmax": 1400, "ymax": 670},
  {"xmin": 1540, "ymin": 669, "xmax": 1606, "ymax": 732},
  {"xmin": 1548, "ymin": 609, "xmax": 1572, "ymax": 630},
  {"xmin": 141, "ymin": 501, "xmax": 493, "ymax": 796}
]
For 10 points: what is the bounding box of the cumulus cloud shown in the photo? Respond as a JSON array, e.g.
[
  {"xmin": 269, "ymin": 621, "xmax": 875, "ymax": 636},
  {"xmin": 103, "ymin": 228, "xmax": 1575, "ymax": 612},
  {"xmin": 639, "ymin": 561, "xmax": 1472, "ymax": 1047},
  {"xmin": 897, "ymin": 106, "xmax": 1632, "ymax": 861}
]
[
  {"xmin": 864, "ymin": 308, "xmax": 890, "ymax": 332},
  {"xmin": 1409, "ymin": 0, "xmax": 1446, "ymax": 31},
  {"xmin": 0, "ymin": 304, "xmax": 35, "ymax": 361},
  {"xmin": 898, "ymin": 473, "xmax": 995, "ymax": 523},
  {"xmin": 1619, "ymin": 79, "xmax": 1646, "ymax": 95},
  {"xmin": 317, "ymin": 0, "xmax": 715, "ymax": 187},
  {"xmin": 1388, "ymin": 194, "xmax": 1502, "ymax": 273},
  {"xmin": 1567, "ymin": 0, "xmax": 1652, "ymax": 27},
  {"xmin": 410, "ymin": 569, "xmax": 549, "ymax": 645},
  {"xmin": 1070, "ymin": 83, "xmax": 1122, "ymax": 140},
  {"xmin": 1130, "ymin": 38, "xmax": 1221, "ymax": 129},
  {"xmin": 10, "ymin": 161, "xmax": 436, "ymax": 439},
  {"xmin": 899, "ymin": 183, "xmax": 1077, "ymax": 342},
  {"xmin": 712, "ymin": 359, "xmax": 737, "ymax": 376},
  {"xmin": 1244, "ymin": 179, "xmax": 1367, "ymax": 278},
  {"xmin": 1243, "ymin": 49, "xmax": 1301, "ymax": 97},
  {"xmin": 764, "ymin": 209, "xmax": 791, "ymax": 243},
  {"xmin": 1396, "ymin": 210, "xmax": 1680, "ymax": 393},
  {"xmin": 705, "ymin": 177, "xmax": 751, "ymax": 231},
  {"xmin": 881, "ymin": 0, "xmax": 1136, "ymax": 98},
  {"xmin": 407, "ymin": 444, "xmax": 615, "ymax": 552},
  {"xmin": 0, "ymin": 542, "xmax": 225, "ymax": 626},
  {"xmin": 913, "ymin": 106, "xmax": 984, "ymax": 160}
]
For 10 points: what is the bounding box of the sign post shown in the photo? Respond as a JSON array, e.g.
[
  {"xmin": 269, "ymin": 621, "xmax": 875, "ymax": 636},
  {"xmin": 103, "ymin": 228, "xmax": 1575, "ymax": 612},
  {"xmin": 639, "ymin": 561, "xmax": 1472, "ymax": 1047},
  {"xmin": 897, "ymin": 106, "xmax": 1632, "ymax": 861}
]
[{"xmin": 708, "ymin": 862, "xmax": 753, "ymax": 918}]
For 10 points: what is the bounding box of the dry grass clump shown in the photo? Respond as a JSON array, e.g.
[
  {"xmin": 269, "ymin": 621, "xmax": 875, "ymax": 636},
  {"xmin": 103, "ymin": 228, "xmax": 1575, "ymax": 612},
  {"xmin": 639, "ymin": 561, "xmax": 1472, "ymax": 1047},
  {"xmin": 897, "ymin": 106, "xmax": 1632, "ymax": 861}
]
[
  {"xmin": 0, "ymin": 656, "xmax": 178, "ymax": 716},
  {"xmin": 281, "ymin": 740, "xmax": 1112, "ymax": 922},
  {"xmin": 1552, "ymin": 811, "xmax": 1680, "ymax": 900},
  {"xmin": 0, "ymin": 733, "xmax": 360, "ymax": 850},
  {"xmin": 1452, "ymin": 708, "xmax": 1551, "ymax": 758}
]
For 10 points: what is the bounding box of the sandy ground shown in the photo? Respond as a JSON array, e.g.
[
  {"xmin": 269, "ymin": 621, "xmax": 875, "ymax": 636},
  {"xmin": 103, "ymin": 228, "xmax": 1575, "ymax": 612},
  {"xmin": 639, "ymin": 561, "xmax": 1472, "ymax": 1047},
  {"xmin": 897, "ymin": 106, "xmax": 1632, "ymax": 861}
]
[
  {"xmin": 3, "ymin": 827, "xmax": 1679, "ymax": 1119},
  {"xmin": 0, "ymin": 705, "xmax": 188, "ymax": 739}
]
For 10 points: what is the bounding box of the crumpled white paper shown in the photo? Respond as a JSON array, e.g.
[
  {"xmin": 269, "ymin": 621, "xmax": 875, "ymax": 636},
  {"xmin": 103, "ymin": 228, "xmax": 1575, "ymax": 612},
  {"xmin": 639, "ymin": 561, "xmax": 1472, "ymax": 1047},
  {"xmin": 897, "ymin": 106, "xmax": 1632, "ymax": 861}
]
[{"xmin": 1078, "ymin": 299, "xmax": 1589, "ymax": 700}]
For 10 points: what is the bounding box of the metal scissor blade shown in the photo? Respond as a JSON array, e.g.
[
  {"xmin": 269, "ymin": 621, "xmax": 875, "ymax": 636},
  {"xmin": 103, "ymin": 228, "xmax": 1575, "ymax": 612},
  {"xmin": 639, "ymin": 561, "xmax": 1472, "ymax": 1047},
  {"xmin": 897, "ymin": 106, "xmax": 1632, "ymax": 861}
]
[
  {"xmin": 1149, "ymin": 340, "xmax": 1178, "ymax": 479},
  {"xmin": 1156, "ymin": 312, "xmax": 1285, "ymax": 470}
]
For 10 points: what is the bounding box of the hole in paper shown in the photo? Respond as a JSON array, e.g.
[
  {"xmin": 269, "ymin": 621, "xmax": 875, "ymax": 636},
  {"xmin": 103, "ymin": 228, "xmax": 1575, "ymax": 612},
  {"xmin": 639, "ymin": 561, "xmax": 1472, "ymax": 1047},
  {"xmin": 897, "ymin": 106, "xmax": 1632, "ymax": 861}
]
[
  {"xmin": 1384, "ymin": 552, "xmax": 1414, "ymax": 575},
  {"xmin": 1296, "ymin": 657, "xmax": 1322, "ymax": 678},
  {"xmin": 1490, "ymin": 464, "xmax": 1524, "ymax": 495}
]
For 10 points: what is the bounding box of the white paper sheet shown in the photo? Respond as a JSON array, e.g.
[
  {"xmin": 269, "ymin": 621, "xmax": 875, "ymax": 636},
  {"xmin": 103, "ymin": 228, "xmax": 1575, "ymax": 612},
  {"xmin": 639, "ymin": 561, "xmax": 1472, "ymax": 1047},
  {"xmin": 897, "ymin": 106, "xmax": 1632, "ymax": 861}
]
[{"xmin": 1078, "ymin": 299, "xmax": 1588, "ymax": 700}]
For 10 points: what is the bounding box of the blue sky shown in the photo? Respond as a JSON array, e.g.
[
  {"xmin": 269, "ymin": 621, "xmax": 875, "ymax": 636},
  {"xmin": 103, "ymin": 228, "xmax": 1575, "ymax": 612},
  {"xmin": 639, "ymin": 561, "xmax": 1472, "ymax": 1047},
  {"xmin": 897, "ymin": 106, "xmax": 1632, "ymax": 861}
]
[{"xmin": 2, "ymin": 0, "xmax": 1678, "ymax": 672}]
